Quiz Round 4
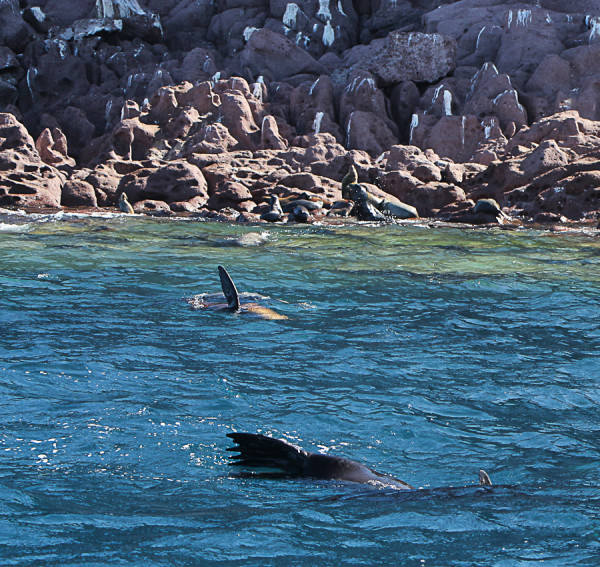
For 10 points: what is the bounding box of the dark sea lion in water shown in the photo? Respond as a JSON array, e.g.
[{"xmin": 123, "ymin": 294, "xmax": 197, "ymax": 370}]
[
  {"xmin": 187, "ymin": 267, "xmax": 288, "ymax": 320},
  {"xmin": 227, "ymin": 433, "xmax": 493, "ymax": 489}
]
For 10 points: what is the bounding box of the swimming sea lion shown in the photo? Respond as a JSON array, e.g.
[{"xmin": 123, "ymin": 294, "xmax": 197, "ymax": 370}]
[
  {"xmin": 261, "ymin": 194, "xmax": 284, "ymax": 222},
  {"xmin": 118, "ymin": 192, "xmax": 134, "ymax": 214},
  {"xmin": 479, "ymin": 469, "xmax": 492, "ymax": 486},
  {"xmin": 187, "ymin": 267, "xmax": 288, "ymax": 320},
  {"xmin": 227, "ymin": 432, "xmax": 413, "ymax": 489},
  {"xmin": 227, "ymin": 433, "xmax": 493, "ymax": 489}
]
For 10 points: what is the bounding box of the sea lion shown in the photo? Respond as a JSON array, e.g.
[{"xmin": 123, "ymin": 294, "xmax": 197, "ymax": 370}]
[
  {"xmin": 227, "ymin": 432, "xmax": 413, "ymax": 489},
  {"xmin": 280, "ymin": 194, "xmax": 324, "ymax": 213},
  {"xmin": 327, "ymin": 200, "xmax": 354, "ymax": 217},
  {"xmin": 341, "ymin": 165, "xmax": 359, "ymax": 200},
  {"xmin": 290, "ymin": 204, "xmax": 311, "ymax": 223},
  {"xmin": 227, "ymin": 433, "xmax": 493, "ymax": 489},
  {"xmin": 187, "ymin": 267, "xmax": 288, "ymax": 320},
  {"xmin": 479, "ymin": 469, "xmax": 492, "ymax": 486},
  {"xmin": 118, "ymin": 192, "xmax": 134, "ymax": 214},
  {"xmin": 473, "ymin": 198, "xmax": 508, "ymax": 220},
  {"xmin": 260, "ymin": 194, "xmax": 284, "ymax": 222},
  {"xmin": 380, "ymin": 200, "xmax": 419, "ymax": 219},
  {"xmin": 348, "ymin": 184, "xmax": 386, "ymax": 221}
]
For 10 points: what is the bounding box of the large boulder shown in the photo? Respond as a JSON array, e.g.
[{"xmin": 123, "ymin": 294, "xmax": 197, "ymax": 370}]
[
  {"xmin": 118, "ymin": 161, "xmax": 209, "ymax": 205},
  {"xmin": 369, "ymin": 31, "xmax": 457, "ymax": 85},
  {"xmin": 0, "ymin": 114, "xmax": 63, "ymax": 208},
  {"xmin": 240, "ymin": 28, "xmax": 326, "ymax": 80}
]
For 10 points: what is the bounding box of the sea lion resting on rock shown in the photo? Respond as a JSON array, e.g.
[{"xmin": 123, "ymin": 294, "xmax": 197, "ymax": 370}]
[
  {"xmin": 118, "ymin": 192, "xmax": 134, "ymax": 214},
  {"xmin": 261, "ymin": 194, "xmax": 284, "ymax": 222},
  {"xmin": 227, "ymin": 432, "xmax": 492, "ymax": 489},
  {"xmin": 187, "ymin": 266, "xmax": 288, "ymax": 320}
]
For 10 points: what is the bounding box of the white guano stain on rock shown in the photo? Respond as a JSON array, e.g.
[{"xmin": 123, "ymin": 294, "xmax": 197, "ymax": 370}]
[
  {"xmin": 337, "ymin": 0, "xmax": 346, "ymax": 17},
  {"xmin": 323, "ymin": 21, "xmax": 335, "ymax": 46},
  {"xmin": 26, "ymin": 68, "xmax": 37, "ymax": 99},
  {"xmin": 346, "ymin": 76, "xmax": 375, "ymax": 94},
  {"xmin": 313, "ymin": 111, "xmax": 324, "ymax": 134},
  {"xmin": 283, "ymin": 3, "xmax": 299, "ymax": 28},
  {"xmin": 105, "ymin": 99, "xmax": 113, "ymax": 126},
  {"xmin": 585, "ymin": 16, "xmax": 600, "ymax": 43},
  {"xmin": 252, "ymin": 77, "xmax": 263, "ymax": 102},
  {"xmin": 409, "ymin": 113, "xmax": 418, "ymax": 145},
  {"xmin": 243, "ymin": 27, "xmax": 258, "ymax": 42},
  {"xmin": 317, "ymin": 0, "xmax": 332, "ymax": 21},
  {"xmin": 309, "ymin": 77, "xmax": 319, "ymax": 96},
  {"xmin": 508, "ymin": 9, "xmax": 532, "ymax": 29},
  {"xmin": 346, "ymin": 112, "xmax": 354, "ymax": 146},
  {"xmin": 30, "ymin": 6, "xmax": 45, "ymax": 21},
  {"xmin": 443, "ymin": 90, "xmax": 452, "ymax": 115}
]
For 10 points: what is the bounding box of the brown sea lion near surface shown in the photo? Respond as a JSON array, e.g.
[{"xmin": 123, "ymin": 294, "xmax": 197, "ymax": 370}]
[{"xmin": 187, "ymin": 267, "xmax": 288, "ymax": 320}]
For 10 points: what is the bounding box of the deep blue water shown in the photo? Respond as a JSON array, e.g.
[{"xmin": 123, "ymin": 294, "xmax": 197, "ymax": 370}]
[{"xmin": 1, "ymin": 212, "xmax": 600, "ymax": 566}]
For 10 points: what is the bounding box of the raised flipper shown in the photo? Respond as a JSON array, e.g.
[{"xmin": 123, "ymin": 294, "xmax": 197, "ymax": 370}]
[
  {"xmin": 226, "ymin": 432, "xmax": 308, "ymax": 475},
  {"xmin": 218, "ymin": 266, "xmax": 240, "ymax": 311},
  {"xmin": 226, "ymin": 432, "xmax": 412, "ymax": 488},
  {"xmin": 479, "ymin": 469, "xmax": 492, "ymax": 486}
]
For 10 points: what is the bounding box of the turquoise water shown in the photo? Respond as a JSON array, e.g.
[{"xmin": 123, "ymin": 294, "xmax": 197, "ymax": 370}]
[{"xmin": 1, "ymin": 213, "xmax": 600, "ymax": 566}]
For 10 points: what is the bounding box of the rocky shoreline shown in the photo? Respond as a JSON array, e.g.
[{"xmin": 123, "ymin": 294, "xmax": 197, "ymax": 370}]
[{"xmin": 3, "ymin": 1, "xmax": 600, "ymax": 226}]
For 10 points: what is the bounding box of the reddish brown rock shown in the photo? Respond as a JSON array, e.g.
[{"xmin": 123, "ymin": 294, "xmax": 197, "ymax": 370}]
[
  {"xmin": 0, "ymin": 114, "xmax": 64, "ymax": 208},
  {"xmin": 260, "ymin": 116, "xmax": 288, "ymax": 150},
  {"xmin": 241, "ymin": 28, "xmax": 326, "ymax": 80},
  {"xmin": 134, "ymin": 199, "xmax": 174, "ymax": 216},
  {"xmin": 61, "ymin": 179, "xmax": 98, "ymax": 207},
  {"xmin": 118, "ymin": 161, "xmax": 209, "ymax": 204},
  {"xmin": 35, "ymin": 128, "xmax": 77, "ymax": 170},
  {"xmin": 207, "ymin": 180, "xmax": 254, "ymax": 210}
]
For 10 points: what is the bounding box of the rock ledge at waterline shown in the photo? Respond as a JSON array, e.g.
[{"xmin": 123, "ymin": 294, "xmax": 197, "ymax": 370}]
[{"xmin": 3, "ymin": 0, "xmax": 600, "ymax": 225}]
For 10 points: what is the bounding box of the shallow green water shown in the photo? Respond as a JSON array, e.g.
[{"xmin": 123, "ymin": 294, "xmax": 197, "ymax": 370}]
[{"xmin": 1, "ymin": 212, "xmax": 600, "ymax": 565}]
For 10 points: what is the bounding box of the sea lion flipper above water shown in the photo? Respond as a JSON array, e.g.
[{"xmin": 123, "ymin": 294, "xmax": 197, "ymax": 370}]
[
  {"xmin": 218, "ymin": 266, "xmax": 240, "ymax": 310},
  {"xmin": 478, "ymin": 469, "xmax": 492, "ymax": 486},
  {"xmin": 226, "ymin": 432, "xmax": 308, "ymax": 475},
  {"xmin": 226, "ymin": 432, "xmax": 413, "ymax": 488}
]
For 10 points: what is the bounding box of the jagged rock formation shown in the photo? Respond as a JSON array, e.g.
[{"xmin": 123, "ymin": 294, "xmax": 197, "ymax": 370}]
[{"xmin": 2, "ymin": 0, "xmax": 600, "ymax": 223}]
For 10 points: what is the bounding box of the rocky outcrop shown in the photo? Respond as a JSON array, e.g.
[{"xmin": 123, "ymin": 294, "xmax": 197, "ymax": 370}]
[{"xmin": 2, "ymin": 1, "xmax": 600, "ymax": 224}]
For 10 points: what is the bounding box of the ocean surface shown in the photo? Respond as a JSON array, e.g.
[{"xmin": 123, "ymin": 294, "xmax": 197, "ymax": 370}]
[{"xmin": 1, "ymin": 211, "xmax": 599, "ymax": 566}]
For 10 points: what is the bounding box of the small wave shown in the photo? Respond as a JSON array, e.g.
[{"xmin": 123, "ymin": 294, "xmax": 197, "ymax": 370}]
[{"xmin": 0, "ymin": 222, "xmax": 31, "ymax": 232}]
